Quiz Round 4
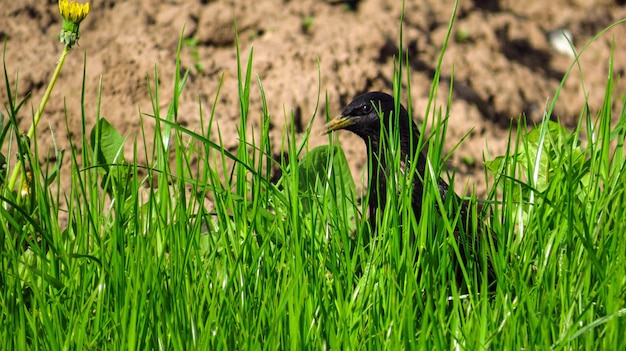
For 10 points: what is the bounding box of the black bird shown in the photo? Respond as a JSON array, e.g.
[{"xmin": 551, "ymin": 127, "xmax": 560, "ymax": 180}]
[{"xmin": 325, "ymin": 91, "xmax": 494, "ymax": 286}]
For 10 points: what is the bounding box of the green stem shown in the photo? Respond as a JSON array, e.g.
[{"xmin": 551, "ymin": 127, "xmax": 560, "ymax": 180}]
[{"xmin": 7, "ymin": 46, "xmax": 70, "ymax": 192}]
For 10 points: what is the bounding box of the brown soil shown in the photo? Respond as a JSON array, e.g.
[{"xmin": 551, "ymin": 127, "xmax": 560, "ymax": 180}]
[{"xmin": 2, "ymin": 0, "xmax": 625, "ymax": 202}]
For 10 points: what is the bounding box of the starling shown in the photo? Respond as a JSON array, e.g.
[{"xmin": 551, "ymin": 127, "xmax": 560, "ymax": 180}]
[{"xmin": 325, "ymin": 91, "xmax": 494, "ymax": 286}]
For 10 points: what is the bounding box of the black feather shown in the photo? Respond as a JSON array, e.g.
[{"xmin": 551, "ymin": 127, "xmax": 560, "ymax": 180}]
[{"xmin": 328, "ymin": 91, "xmax": 495, "ymax": 288}]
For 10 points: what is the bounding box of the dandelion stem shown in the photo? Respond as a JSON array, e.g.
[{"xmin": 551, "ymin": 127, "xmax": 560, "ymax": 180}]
[{"xmin": 7, "ymin": 46, "xmax": 70, "ymax": 192}]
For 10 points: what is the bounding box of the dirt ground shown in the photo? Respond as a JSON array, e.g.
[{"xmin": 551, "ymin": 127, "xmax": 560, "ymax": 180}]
[{"xmin": 2, "ymin": 0, "xmax": 626, "ymax": 202}]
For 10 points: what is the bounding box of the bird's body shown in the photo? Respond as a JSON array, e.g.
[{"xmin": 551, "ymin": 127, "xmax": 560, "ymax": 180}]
[
  {"xmin": 326, "ymin": 92, "xmax": 470, "ymax": 229},
  {"xmin": 326, "ymin": 91, "xmax": 493, "ymax": 287}
]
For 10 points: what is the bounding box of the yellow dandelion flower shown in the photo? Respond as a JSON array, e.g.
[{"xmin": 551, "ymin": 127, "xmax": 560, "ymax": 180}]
[{"xmin": 58, "ymin": 0, "xmax": 90, "ymax": 48}]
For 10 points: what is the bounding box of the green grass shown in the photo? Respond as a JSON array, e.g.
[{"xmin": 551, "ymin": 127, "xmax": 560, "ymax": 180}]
[{"xmin": 1, "ymin": 5, "xmax": 625, "ymax": 351}]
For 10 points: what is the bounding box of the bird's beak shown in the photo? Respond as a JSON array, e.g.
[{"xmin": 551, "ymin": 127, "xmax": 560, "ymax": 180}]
[{"xmin": 324, "ymin": 115, "xmax": 354, "ymax": 134}]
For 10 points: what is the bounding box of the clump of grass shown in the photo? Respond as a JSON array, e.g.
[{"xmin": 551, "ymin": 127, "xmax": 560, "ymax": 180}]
[{"xmin": 0, "ymin": 1, "xmax": 624, "ymax": 349}]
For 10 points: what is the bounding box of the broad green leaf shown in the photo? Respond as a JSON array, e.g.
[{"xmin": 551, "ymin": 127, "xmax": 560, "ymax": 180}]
[
  {"xmin": 90, "ymin": 117, "xmax": 129, "ymax": 197},
  {"xmin": 90, "ymin": 117, "xmax": 126, "ymax": 167},
  {"xmin": 297, "ymin": 145, "xmax": 358, "ymax": 230}
]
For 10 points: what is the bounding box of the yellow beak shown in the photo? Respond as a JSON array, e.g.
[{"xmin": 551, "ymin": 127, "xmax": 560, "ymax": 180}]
[{"xmin": 324, "ymin": 115, "xmax": 354, "ymax": 134}]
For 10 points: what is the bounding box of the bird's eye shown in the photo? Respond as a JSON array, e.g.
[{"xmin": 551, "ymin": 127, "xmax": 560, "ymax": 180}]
[{"xmin": 360, "ymin": 104, "xmax": 373, "ymax": 114}]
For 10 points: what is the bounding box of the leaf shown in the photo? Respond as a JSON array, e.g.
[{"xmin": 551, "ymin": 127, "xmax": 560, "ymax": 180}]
[
  {"xmin": 89, "ymin": 118, "xmax": 129, "ymax": 197},
  {"xmin": 297, "ymin": 145, "xmax": 358, "ymax": 230},
  {"xmin": 90, "ymin": 117, "xmax": 126, "ymax": 167},
  {"xmin": 484, "ymin": 155, "xmax": 509, "ymax": 177}
]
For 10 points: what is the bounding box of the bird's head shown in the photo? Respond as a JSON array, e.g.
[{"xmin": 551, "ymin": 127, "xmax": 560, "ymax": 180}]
[{"xmin": 325, "ymin": 92, "xmax": 412, "ymax": 142}]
